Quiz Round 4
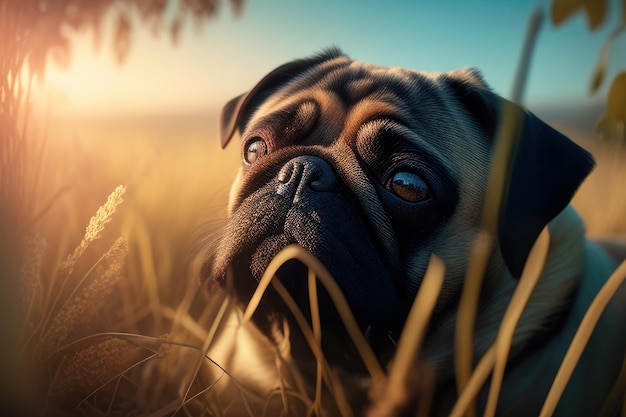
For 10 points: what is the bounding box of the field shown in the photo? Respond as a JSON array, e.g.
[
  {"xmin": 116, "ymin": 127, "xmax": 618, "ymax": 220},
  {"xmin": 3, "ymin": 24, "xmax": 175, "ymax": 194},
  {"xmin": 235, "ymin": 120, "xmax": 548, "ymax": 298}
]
[{"xmin": 5, "ymin": 107, "xmax": 626, "ymax": 416}]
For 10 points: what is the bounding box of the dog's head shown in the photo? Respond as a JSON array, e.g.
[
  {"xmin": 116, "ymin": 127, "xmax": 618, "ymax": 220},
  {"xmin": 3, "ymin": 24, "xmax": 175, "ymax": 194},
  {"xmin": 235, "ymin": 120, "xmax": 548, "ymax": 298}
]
[{"xmin": 199, "ymin": 49, "xmax": 594, "ymax": 359}]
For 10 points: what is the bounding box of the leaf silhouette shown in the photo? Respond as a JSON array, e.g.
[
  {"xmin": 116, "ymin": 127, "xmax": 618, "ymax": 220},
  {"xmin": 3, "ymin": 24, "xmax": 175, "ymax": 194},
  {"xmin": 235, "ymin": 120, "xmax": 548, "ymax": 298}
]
[
  {"xmin": 51, "ymin": 38, "xmax": 71, "ymax": 70},
  {"xmin": 170, "ymin": 16, "xmax": 183, "ymax": 45},
  {"xmin": 232, "ymin": 0, "xmax": 245, "ymax": 16},
  {"xmin": 584, "ymin": 0, "xmax": 608, "ymax": 30},
  {"xmin": 551, "ymin": 0, "xmax": 580, "ymax": 26},
  {"xmin": 589, "ymin": 64, "xmax": 606, "ymax": 94},
  {"xmin": 595, "ymin": 112, "xmax": 616, "ymax": 138},
  {"xmin": 551, "ymin": 0, "xmax": 607, "ymax": 30},
  {"xmin": 113, "ymin": 11, "xmax": 132, "ymax": 64},
  {"xmin": 608, "ymin": 72, "xmax": 626, "ymax": 122}
]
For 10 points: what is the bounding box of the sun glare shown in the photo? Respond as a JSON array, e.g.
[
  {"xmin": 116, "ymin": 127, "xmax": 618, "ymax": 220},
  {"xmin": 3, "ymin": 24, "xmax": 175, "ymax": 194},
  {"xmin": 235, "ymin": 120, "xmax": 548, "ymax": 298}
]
[{"xmin": 33, "ymin": 23, "xmax": 219, "ymax": 119}]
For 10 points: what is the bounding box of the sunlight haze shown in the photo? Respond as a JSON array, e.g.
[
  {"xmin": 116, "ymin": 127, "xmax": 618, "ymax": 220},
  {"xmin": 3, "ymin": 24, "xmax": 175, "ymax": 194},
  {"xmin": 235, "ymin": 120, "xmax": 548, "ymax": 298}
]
[{"xmin": 36, "ymin": 0, "xmax": 626, "ymax": 120}]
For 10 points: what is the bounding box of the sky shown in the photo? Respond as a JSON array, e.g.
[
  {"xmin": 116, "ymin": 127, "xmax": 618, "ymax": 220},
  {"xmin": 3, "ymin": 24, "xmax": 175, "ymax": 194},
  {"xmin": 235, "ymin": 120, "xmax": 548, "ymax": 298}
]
[{"xmin": 36, "ymin": 0, "xmax": 626, "ymax": 119}]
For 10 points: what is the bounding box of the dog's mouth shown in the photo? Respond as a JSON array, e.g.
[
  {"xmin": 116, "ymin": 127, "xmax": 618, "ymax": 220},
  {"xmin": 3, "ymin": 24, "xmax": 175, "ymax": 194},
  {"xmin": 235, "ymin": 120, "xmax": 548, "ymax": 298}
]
[
  {"xmin": 220, "ymin": 224, "xmax": 408, "ymax": 361},
  {"xmin": 227, "ymin": 233, "xmax": 308, "ymax": 307},
  {"xmin": 228, "ymin": 234, "xmax": 400, "ymax": 367}
]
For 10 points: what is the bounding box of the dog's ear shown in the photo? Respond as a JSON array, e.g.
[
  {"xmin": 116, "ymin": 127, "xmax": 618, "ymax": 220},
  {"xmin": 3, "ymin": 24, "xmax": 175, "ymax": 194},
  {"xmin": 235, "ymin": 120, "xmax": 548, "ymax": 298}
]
[
  {"xmin": 219, "ymin": 48, "xmax": 345, "ymax": 148},
  {"xmin": 445, "ymin": 69, "xmax": 595, "ymax": 277},
  {"xmin": 219, "ymin": 94, "xmax": 248, "ymax": 148},
  {"xmin": 497, "ymin": 109, "xmax": 594, "ymax": 277}
]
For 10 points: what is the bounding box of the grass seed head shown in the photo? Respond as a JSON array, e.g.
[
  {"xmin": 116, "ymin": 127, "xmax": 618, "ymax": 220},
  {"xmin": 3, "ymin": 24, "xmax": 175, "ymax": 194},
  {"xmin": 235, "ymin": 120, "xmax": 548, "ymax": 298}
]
[
  {"xmin": 43, "ymin": 238, "xmax": 128, "ymax": 352},
  {"xmin": 61, "ymin": 185, "xmax": 126, "ymax": 272}
]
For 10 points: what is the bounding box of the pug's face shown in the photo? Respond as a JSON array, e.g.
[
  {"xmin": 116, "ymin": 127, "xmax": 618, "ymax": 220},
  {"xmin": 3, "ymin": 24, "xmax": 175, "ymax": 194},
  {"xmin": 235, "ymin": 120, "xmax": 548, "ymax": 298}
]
[{"xmin": 199, "ymin": 49, "xmax": 593, "ymax": 359}]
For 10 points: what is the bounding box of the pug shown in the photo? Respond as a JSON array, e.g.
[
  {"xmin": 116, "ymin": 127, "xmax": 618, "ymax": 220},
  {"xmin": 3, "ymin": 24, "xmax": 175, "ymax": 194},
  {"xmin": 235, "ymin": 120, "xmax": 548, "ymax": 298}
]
[{"xmin": 198, "ymin": 49, "xmax": 626, "ymax": 416}]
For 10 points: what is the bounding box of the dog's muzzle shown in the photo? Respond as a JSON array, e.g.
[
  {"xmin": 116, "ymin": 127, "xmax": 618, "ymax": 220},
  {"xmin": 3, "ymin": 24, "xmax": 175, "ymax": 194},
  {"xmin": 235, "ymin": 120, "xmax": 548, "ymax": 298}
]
[{"xmin": 212, "ymin": 152, "xmax": 408, "ymax": 356}]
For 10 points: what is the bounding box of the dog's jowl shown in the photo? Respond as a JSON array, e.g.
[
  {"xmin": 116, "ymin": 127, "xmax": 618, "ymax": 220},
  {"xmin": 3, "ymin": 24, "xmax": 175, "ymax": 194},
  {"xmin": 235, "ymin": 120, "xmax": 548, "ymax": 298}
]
[{"xmin": 198, "ymin": 49, "xmax": 626, "ymax": 416}]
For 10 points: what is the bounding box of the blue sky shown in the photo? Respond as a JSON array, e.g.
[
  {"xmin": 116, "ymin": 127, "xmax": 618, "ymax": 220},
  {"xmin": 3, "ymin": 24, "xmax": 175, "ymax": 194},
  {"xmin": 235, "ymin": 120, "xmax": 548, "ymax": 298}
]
[{"xmin": 39, "ymin": 0, "xmax": 625, "ymax": 117}]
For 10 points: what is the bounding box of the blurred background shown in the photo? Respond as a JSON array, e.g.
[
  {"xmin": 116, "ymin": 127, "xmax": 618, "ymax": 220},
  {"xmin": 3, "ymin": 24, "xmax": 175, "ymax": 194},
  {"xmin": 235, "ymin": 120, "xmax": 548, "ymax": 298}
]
[{"xmin": 2, "ymin": 0, "xmax": 625, "ymax": 415}]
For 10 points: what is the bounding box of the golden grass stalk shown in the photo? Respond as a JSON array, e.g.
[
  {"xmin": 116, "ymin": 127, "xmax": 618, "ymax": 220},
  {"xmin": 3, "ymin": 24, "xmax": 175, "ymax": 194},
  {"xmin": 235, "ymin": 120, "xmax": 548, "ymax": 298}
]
[
  {"xmin": 130, "ymin": 211, "xmax": 164, "ymax": 331},
  {"xmin": 47, "ymin": 336, "xmax": 144, "ymax": 408},
  {"xmin": 450, "ymin": 226, "xmax": 550, "ymax": 417},
  {"xmin": 32, "ymin": 184, "xmax": 128, "ymax": 349},
  {"xmin": 240, "ymin": 243, "xmax": 389, "ymax": 416},
  {"xmin": 61, "ymin": 184, "xmax": 126, "ymax": 272},
  {"xmin": 309, "ymin": 267, "xmax": 324, "ymax": 417},
  {"xmin": 270, "ymin": 278, "xmax": 354, "ymax": 417},
  {"xmin": 449, "ymin": 344, "xmax": 497, "ymax": 417},
  {"xmin": 367, "ymin": 254, "xmax": 445, "ymax": 417},
  {"xmin": 538, "ymin": 259, "xmax": 626, "ymax": 417},
  {"xmin": 454, "ymin": 9, "xmax": 544, "ymax": 416},
  {"xmin": 176, "ymin": 296, "xmax": 232, "ymax": 414},
  {"xmin": 48, "ymin": 331, "xmax": 252, "ymax": 415},
  {"xmin": 453, "ymin": 97, "xmax": 526, "ymax": 417},
  {"xmin": 483, "ymin": 226, "xmax": 550, "ymax": 417},
  {"xmin": 42, "ymin": 237, "xmax": 128, "ymax": 352},
  {"xmin": 19, "ymin": 233, "xmax": 46, "ymax": 323},
  {"xmin": 242, "ymin": 244, "xmax": 384, "ymax": 382},
  {"xmin": 599, "ymin": 353, "xmax": 626, "ymax": 417},
  {"xmin": 454, "ymin": 230, "xmax": 492, "ymax": 415}
]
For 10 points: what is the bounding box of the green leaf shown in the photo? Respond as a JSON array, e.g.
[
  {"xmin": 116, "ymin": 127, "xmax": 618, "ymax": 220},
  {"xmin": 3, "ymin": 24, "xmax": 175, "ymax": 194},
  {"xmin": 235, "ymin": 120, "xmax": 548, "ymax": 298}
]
[{"xmin": 608, "ymin": 72, "xmax": 626, "ymax": 122}]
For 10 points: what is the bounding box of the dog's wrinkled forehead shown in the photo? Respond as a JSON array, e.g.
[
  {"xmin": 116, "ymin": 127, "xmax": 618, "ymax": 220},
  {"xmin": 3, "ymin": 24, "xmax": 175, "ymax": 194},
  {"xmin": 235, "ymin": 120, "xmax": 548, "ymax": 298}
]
[{"xmin": 241, "ymin": 53, "xmax": 488, "ymax": 153}]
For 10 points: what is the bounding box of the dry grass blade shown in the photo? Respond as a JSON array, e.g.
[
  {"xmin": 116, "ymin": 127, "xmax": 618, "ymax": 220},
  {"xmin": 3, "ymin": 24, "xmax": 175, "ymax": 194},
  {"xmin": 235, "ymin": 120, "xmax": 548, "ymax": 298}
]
[
  {"xmin": 41, "ymin": 237, "xmax": 128, "ymax": 352},
  {"xmin": 130, "ymin": 211, "xmax": 164, "ymax": 331},
  {"xmin": 453, "ymin": 11, "xmax": 545, "ymax": 415},
  {"xmin": 367, "ymin": 255, "xmax": 444, "ymax": 417},
  {"xmin": 449, "ymin": 345, "xmax": 496, "ymax": 417},
  {"xmin": 61, "ymin": 185, "xmax": 126, "ymax": 272},
  {"xmin": 451, "ymin": 226, "xmax": 551, "ymax": 417},
  {"xmin": 160, "ymin": 305, "xmax": 210, "ymax": 341},
  {"xmin": 31, "ymin": 185, "xmax": 128, "ymax": 351},
  {"xmin": 270, "ymin": 278, "xmax": 354, "ymax": 417},
  {"xmin": 384, "ymin": 255, "xmax": 444, "ymax": 413},
  {"xmin": 309, "ymin": 268, "xmax": 324, "ymax": 417},
  {"xmin": 484, "ymin": 226, "xmax": 550, "ymax": 417},
  {"xmin": 19, "ymin": 234, "xmax": 46, "ymax": 307},
  {"xmin": 480, "ymin": 102, "xmax": 526, "ymax": 235},
  {"xmin": 510, "ymin": 7, "xmax": 544, "ymax": 104},
  {"xmin": 77, "ymin": 350, "xmax": 160, "ymax": 411},
  {"xmin": 176, "ymin": 297, "xmax": 232, "ymax": 414},
  {"xmin": 242, "ymin": 244, "xmax": 384, "ymax": 381},
  {"xmin": 539, "ymin": 260, "xmax": 626, "ymax": 417},
  {"xmin": 599, "ymin": 352, "xmax": 626, "ymax": 417},
  {"xmin": 453, "ymin": 97, "xmax": 524, "ymax": 417},
  {"xmin": 46, "ymin": 336, "xmax": 144, "ymax": 411},
  {"xmin": 19, "ymin": 233, "xmax": 46, "ymax": 330},
  {"xmin": 454, "ymin": 230, "xmax": 492, "ymax": 417}
]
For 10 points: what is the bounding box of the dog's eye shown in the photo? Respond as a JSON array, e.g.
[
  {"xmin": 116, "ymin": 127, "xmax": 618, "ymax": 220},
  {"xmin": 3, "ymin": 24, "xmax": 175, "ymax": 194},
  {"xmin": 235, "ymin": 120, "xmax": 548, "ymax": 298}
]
[
  {"xmin": 244, "ymin": 137, "xmax": 268, "ymax": 164},
  {"xmin": 389, "ymin": 172, "xmax": 431, "ymax": 202}
]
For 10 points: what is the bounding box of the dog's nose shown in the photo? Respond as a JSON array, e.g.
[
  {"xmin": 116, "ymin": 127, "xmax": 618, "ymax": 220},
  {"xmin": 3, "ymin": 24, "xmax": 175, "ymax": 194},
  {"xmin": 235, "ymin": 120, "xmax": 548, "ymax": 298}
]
[{"xmin": 277, "ymin": 155, "xmax": 337, "ymax": 203}]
